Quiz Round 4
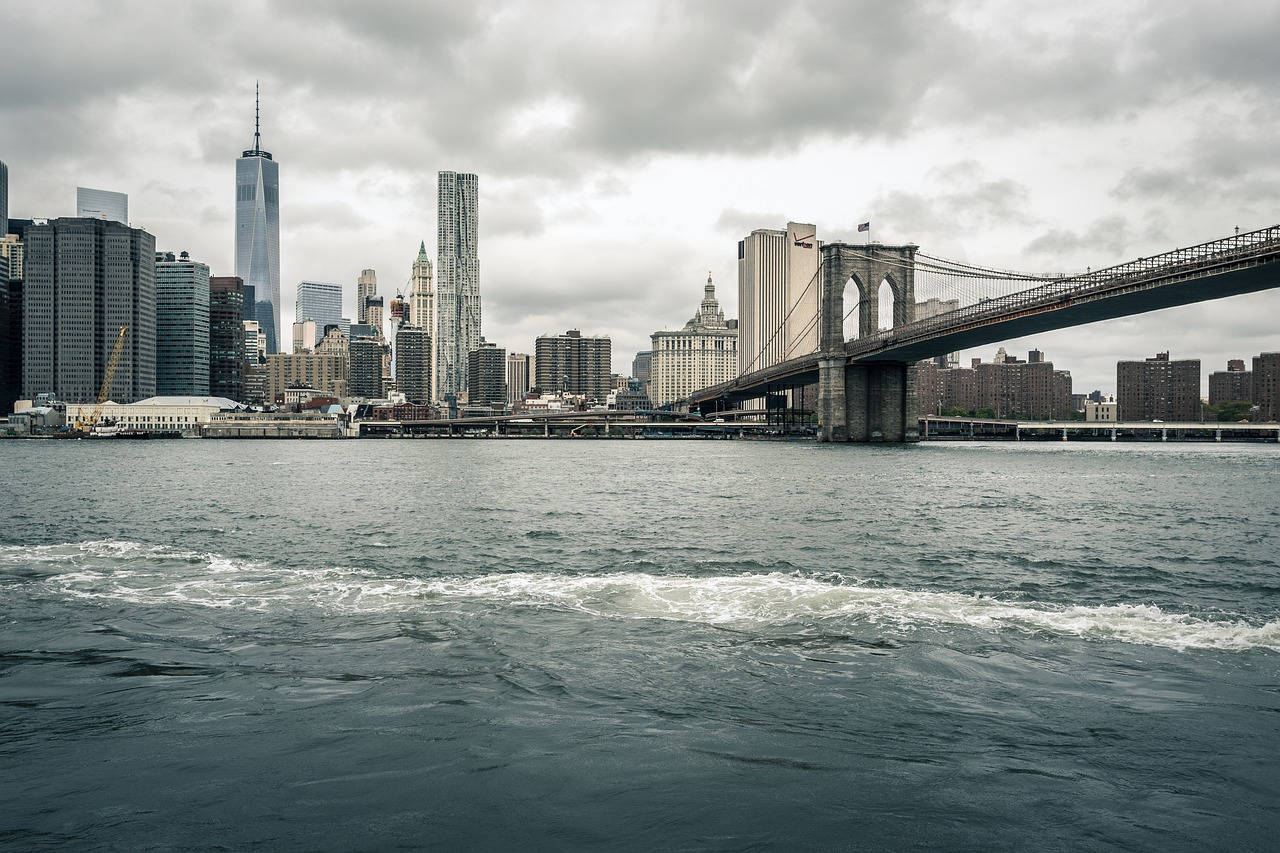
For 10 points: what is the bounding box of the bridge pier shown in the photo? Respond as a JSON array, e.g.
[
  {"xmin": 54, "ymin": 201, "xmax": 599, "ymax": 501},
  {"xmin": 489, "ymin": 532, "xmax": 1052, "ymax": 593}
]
[{"xmin": 819, "ymin": 360, "xmax": 920, "ymax": 442}]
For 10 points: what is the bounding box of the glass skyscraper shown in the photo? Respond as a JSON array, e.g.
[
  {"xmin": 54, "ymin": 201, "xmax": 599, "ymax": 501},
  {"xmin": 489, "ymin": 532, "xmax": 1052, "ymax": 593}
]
[
  {"xmin": 235, "ymin": 87, "xmax": 281, "ymax": 355},
  {"xmin": 435, "ymin": 171, "xmax": 479, "ymax": 401},
  {"xmin": 295, "ymin": 280, "xmax": 344, "ymax": 347}
]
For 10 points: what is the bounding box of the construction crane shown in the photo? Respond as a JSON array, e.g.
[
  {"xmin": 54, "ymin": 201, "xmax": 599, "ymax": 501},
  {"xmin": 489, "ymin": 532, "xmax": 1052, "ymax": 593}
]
[{"xmin": 77, "ymin": 326, "xmax": 129, "ymax": 432}]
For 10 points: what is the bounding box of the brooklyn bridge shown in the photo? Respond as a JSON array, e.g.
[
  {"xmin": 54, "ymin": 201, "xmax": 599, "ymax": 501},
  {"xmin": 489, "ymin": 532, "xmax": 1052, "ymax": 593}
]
[{"xmin": 689, "ymin": 225, "xmax": 1280, "ymax": 442}]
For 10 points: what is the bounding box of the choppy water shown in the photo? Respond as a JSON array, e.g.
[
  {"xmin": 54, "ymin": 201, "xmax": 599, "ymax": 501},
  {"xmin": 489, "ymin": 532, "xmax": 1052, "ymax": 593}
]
[{"xmin": 2, "ymin": 439, "xmax": 1278, "ymax": 851}]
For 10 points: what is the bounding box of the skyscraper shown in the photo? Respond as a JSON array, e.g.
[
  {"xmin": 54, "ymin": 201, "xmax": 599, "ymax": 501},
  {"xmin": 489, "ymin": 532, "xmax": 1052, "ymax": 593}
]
[
  {"xmin": 408, "ymin": 242, "xmax": 434, "ymax": 334},
  {"xmin": 395, "ymin": 325, "xmax": 432, "ymax": 405},
  {"xmin": 737, "ymin": 222, "xmax": 819, "ymax": 376},
  {"xmin": 295, "ymin": 281, "xmax": 343, "ymax": 347},
  {"xmin": 76, "ymin": 187, "xmax": 128, "ymax": 224},
  {"xmin": 209, "ymin": 276, "xmax": 245, "ymax": 402},
  {"xmin": 23, "ymin": 217, "xmax": 156, "ymax": 403},
  {"xmin": 357, "ymin": 269, "xmax": 377, "ymax": 324},
  {"xmin": 154, "ymin": 251, "xmax": 211, "ymax": 396},
  {"xmin": 235, "ymin": 85, "xmax": 281, "ymax": 355},
  {"xmin": 435, "ymin": 171, "xmax": 479, "ymax": 401}
]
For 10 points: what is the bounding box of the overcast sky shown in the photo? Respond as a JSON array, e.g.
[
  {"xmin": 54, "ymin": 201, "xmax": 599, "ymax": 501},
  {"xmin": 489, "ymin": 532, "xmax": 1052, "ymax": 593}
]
[{"xmin": 4, "ymin": 0, "xmax": 1279, "ymax": 393}]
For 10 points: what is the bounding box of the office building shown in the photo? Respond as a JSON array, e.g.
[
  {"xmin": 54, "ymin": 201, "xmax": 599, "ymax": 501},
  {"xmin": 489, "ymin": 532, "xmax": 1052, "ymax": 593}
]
[
  {"xmin": 1208, "ymin": 359, "xmax": 1252, "ymax": 405},
  {"xmin": 0, "ymin": 160, "xmax": 7, "ymax": 229},
  {"xmin": 535, "ymin": 329, "xmax": 611, "ymax": 401},
  {"xmin": 1117, "ymin": 352, "xmax": 1200, "ymax": 422},
  {"xmin": 23, "ymin": 217, "xmax": 156, "ymax": 403},
  {"xmin": 263, "ymin": 351, "xmax": 347, "ymax": 404},
  {"xmin": 395, "ymin": 325, "xmax": 432, "ymax": 405},
  {"xmin": 632, "ymin": 351, "xmax": 652, "ymax": 389},
  {"xmin": 649, "ymin": 274, "xmax": 739, "ymax": 408},
  {"xmin": 349, "ymin": 335, "xmax": 387, "ymax": 399},
  {"xmin": 468, "ymin": 340, "xmax": 506, "ymax": 406},
  {"xmin": 357, "ymin": 269, "xmax": 377, "ymax": 324},
  {"xmin": 737, "ymin": 222, "xmax": 819, "ymax": 376},
  {"xmin": 295, "ymin": 281, "xmax": 343, "ymax": 348},
  {"xmin": 209, "ymin": 276, "xmax": 245, "ymax": 402},
  {"xmin": 0, "ymin": 253, "xmax": 14, "ymax": 414},
  {"xmin": 154, "ymin": 251, "xmax": 210, "ymax": 396},
  {"xmin": 1254, "ymin": 352, "xmax": 1280, "ymax": 422},
  {"xmin": 76, "ymin": 187, "xmax": 128, "ymax": 224},
  {"xmin": 409, "ymin": 242, "xmax": 434, "ymax": 333},
  {"xmin": 506, "ymin": 352, "xmax": 532, "ymax": 403},
  {"xmin": 235, "ymin": 86, "xmax": 281, "ymax": 354},
  {"xmin": 292, "ymin": 320, "xmax": 317, "ymax": 353},
  {"xmin": 436, "ymin": 171, "xmax": 480, "ymax": 400}
]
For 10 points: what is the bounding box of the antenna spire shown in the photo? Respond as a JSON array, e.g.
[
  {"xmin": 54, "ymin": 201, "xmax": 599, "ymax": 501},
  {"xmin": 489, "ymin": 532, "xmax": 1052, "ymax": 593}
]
[{"xmin": 254, "ymin": 81, "xmax": 261, "ymax": 152}]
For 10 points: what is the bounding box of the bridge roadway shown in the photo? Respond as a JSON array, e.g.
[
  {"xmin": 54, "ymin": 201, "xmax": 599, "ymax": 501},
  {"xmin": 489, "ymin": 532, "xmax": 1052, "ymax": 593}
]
[
  {"xmin": 692, "ymin": 225, "xmax": 1280, "ymax": 409},
  {"xmin": 920, "ymin": 416, "xmax": 1280, "ymax": 442}
]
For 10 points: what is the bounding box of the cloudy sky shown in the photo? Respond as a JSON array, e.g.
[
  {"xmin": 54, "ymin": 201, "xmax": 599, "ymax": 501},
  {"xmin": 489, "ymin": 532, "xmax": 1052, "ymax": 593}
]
[{"xmin": 4, "ymin": 0, "xmax": 1279, "ymax": 393}]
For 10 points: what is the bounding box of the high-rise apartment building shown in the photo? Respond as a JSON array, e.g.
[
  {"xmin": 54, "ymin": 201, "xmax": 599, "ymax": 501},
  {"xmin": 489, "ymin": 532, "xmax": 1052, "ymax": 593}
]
[
  {"xmin": 436, "ymin": 171, "xmax": 480, "ymax": 401},
  {"xmin": 357, "ymin": 269, "xmax": 377, "ymax": 324},
  {"xmin": 23, "ymin": 217, "xmax": 156, "ymax": 403},
  {"xmin": 1208, "ymin": 359, "xmax": 1252, "ymax": 406},
  {"xmin": 349, "ymin": 335, "xmax": 387, "ymax": 399},
  {"xmin": 295, "ymin": 281, "xmax": 343, "ymax": 348},
  {"xmin": 737, "ymin": 222, "xmax": 819, "ymax": 376},
  {"xmin": 1117, "ymin": 352, "xmax": 1200, "ymax": 422},
  {"xmin": 154, "ymin": 251, "xmax": 210, "ymax": 396},
  {"xmin": 506, "ymin": 352, "xmax": 532, "ymax": 403},
  {"xmin": 76, "ymin": 187, "xmax": 128, "ymax": 224},
  {"xmin": 467, "ymin": 341, "xmax": 506, "ymax": 406},
  {"xmin": 209, "ymin": 276, "xmax": 245, "ymax": 402},
  {"xmin": 1253, "ymin": 352, "xmax": 1280, "ymax": 422},
  {"xmin": 408, "ymin": 242, "xmax": 434, "ymax": 335},
  {"xmin": 395, "ymin": 325, "xmax": 432, "ymax": 405},
  {"xmin": 535, "ymin": 329, "xmax": 611, "ymax": 401},
  {"xmin": 235, "ymin": 86, "xmax": 281, "ymax": 355},
  {"xmin": 649, "ymin": 274, "xmax": 738, "ymax": 408},
  {"xmin": 916, "ymin": 349, "xmax": 1072, "ymax": 419}
]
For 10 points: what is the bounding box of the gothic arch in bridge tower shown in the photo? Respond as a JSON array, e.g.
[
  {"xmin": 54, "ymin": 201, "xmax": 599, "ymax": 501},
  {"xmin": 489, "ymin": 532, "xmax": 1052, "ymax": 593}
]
[{"xmin": 819, "ymin": 244, "xmax": 919, "ymax": 352}]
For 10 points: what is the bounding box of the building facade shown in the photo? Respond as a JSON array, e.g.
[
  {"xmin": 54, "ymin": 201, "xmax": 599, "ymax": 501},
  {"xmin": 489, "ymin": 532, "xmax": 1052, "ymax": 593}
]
[
  {"xmin": 408, "ymin": 241, "xmax": 434, "ymax": 337},
  {"xmin": 357, "ymin": 269, "xmax": 377, "ymax": 325},
  {"xmin": 395, "ymin": 326, "xmax": 432, "ymax": 405},
  {"xmin": 468, "ymin": 341, "xmax": 506, "ymax": 406},
  {"xmin": 506, "ymin": 352, "xmax": 532, "ymax": 403},
  {"xmin": 649, "ymin": 274, "xmax": 738, "ymax": 408},
  {"xmin": 534, "ymin": 329, "xmax": 611, "ymax": 401},
  {"xmin": 23, "ymin": 217, "xmax": 156, "ymax": 403},
  {"xmin": 1208, "ymin": 359, "xmax": 1253, "ymax": 405},
  {"xmin": 1117, "ymin": 352, "xmax": 1201, "ymax": 422},
  {"xmin": 235, "ymin": 88, "xmax": 281, "ymax": 355},
  {"xmin": 295, "ymin": 281, "xmax": 343, "ymax": 348},
  {"xmin": 155, "ymin": 251, "xmax": 210, "ymax": 396},
  {"xmin": 264, "ymin": 351, "xmax": 346, "ymax": 404},
  {"xmin": 209, "ymin": 276, "xmax": 245, "ymax": 402},
  {"xmin": 435, "ymin": 171, "xmax": 480, "ymax": 401},
  {"xmin": 348, "ymin": 335, "xmax": 387, "ymax": 399},
  {"xmin": 917, "ymin": 349, "xmax": 1073, "ymax": 419},
  {"xmin": 737, "ymin": 222, "xmax": 819, "ymax": 376},
  {"xmin": 1254, "ymin": 352, "xmax": 1280, "ymax": 422}
]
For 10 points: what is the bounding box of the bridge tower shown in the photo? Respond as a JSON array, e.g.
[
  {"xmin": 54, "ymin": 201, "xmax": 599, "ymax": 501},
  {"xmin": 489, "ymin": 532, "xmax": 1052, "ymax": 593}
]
[{"xmin": 818, "ymin": 242, "xmax": 921, "ymax": 442}]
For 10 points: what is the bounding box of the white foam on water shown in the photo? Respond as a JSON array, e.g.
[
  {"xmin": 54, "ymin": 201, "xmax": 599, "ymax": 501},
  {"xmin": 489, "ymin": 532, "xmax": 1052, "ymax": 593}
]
[{"xmin": 21, "ymin": 546, "xmax": 1278, "ymax": 653}]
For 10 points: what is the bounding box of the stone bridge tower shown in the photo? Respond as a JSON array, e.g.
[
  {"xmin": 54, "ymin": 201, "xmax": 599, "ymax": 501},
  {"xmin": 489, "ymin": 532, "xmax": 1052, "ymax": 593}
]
[{"xmin": 817, "ymin": 243, "xmax": 921, "ymax": 442}]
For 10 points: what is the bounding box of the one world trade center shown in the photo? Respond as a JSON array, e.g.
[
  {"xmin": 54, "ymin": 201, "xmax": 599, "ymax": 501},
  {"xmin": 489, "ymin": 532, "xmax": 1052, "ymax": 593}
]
[{"xmin": 235, "ymin": 85, "xmax": 281, "ymax": 354}]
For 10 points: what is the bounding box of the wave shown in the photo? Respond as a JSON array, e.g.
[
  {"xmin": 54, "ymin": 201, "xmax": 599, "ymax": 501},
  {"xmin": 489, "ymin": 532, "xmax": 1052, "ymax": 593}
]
[{"xmin": 6, "ymin": 541, "xmax": 1278, "ymax": 652}]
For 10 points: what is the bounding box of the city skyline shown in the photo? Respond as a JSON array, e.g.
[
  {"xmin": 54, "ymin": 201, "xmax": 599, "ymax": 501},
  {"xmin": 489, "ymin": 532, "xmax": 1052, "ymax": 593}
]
[{"xmin": 2, "ymin": 2, "xmax": 1280, "ymax": 393}]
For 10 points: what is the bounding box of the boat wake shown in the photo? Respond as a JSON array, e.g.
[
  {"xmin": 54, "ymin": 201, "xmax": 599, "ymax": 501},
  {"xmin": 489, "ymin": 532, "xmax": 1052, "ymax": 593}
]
[{"xmin": 5, "ymin": 540, "xmax": 1278, "ymax": 653}]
